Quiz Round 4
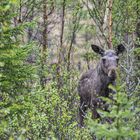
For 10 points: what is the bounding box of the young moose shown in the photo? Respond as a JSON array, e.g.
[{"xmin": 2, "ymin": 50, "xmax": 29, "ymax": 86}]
[{"xmin": 78, "ymin": 44, "xmax": 125, "ymax": 127}]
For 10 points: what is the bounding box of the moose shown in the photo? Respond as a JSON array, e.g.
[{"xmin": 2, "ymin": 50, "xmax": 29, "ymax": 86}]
[{"xmin": 78, "ymin": 44, "xmax": 125, "ymax": 127}]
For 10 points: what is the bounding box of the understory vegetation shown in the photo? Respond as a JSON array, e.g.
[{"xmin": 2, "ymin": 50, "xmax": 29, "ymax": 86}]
[{"xmin": 0, "ymin": 0, "xmax": 140, "ymax": 139}]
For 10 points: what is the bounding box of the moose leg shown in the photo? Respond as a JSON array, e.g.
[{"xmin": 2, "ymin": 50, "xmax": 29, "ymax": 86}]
[
  {"xmin": 91, "ymin": 98, "xmax": 101, "ymax": 119},
  {"xmin": 91, "ymin": 107, "xmax": 100, "ymax": 119},
  {"xmin": 79, "ymin": 98, "xmax": 88, "ymax": 127}
]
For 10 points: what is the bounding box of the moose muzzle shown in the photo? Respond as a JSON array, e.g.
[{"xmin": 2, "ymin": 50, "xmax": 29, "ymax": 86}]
[{"xmin": 108, "ymin": 67, "xmax": 117, "ymax": 80}]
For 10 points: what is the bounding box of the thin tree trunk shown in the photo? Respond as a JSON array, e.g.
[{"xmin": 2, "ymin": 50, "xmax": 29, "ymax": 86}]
[
  {"xmin": 125, "ymin": 1, "xmax": 131, "ymax": 96},
  {"xmin": 40, "ymin": 2, "xmax": 48, "ymax": 88},
  {"xmin": 42, "ymin": 4, "xmax": 47, "ymax": 52},
  {"xmin": 108, "ymin": 0, "xmax": 113, "ymax": 49},
  {"xmin": 67, "ymin": 31, "xmax": 75, "ymax": 72},
  {"xmin": 67, "ymin": 4, "xmax": 81, "ymax": 71},
  {"xmin": 57, "ymin": 0, "xmax": 66, "ymax": 90},
  {"xmin": 28, "ymin": 8, "xmax": 34, "ymax": 42},
  {"xmin": 103, "ymin": 0, "xmax": 109, "ymax": 38},
  {"xmin": 103, "ymin": 0, "xmax": 113, "ymax": 49},
  {"xmin": 59, "ymin": 0, "xmax": 66, "ymax": 63}
]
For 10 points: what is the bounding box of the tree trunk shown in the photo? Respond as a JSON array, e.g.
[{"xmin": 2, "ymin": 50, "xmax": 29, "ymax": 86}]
[
  {"xmin": 57, "ymin": 0, "xmax": 66, "ymax": 90},
  {"xmin": 59, "ymin": 0, "xmax": 66, "ymax": 64},
  {"xmin": 28, "ymin": 8, "xmax": 34, "ymax": 42},
  {"xmin": 108, "ymin": 0, "xmax": 113, "ymax": 49},
  {"xmin": 40, "ymin": 2, "xmax": 48, "ymax": 88}
]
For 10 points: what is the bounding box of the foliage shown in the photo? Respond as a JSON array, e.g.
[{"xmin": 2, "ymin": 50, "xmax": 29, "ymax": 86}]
[
  {"xmin": 0, "ymin": 0, "xmax": 36, "ymax": 95},
  {"xmin": 0, "ymin": 0, "xmax": 140, "ymax": 139},
  {"xmin": 88, "ymin": 77, "xmax": 140, "ymax": 139}
]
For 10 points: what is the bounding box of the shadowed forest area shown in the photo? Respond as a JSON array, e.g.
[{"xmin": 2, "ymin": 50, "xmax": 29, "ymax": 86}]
[{"xmin": 0, "ymin": 0, "xmax": 140, "ymax": 139}]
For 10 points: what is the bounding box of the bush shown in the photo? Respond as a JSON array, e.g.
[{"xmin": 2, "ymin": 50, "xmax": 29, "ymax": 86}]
[{"xmin": 88, "ymin": 78, "xmax": 140, "ymax": 139}]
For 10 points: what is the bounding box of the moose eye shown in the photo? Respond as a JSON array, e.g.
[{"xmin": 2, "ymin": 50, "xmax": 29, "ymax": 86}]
[
  {"xmin": 102, "ymin": 58, "xmax": 106, "ymax": 64},
  {"xmin": 116, "ymin": 58, "xmax": 119, "ymax": 63}
]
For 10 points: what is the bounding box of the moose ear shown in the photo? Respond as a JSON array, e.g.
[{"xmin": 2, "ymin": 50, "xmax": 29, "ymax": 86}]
[
  {"xmin": 116, "ymin": 44, "xmax": 125, "ymax": 55},
  {"xmin": 91, "ymin": 45, "xmax": 105, "ymax": 56}
]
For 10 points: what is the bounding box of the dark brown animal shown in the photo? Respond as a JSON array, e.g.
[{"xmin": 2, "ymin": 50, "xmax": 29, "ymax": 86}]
[{"xmin": 78, "ymin": 44, "xmax": 125, "ymax": 127}]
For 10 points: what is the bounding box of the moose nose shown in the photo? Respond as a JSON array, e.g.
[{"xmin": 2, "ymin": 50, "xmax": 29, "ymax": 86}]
[{"xmin": 108, "ymin": 67, "xmax": 117, "ymax": 79}]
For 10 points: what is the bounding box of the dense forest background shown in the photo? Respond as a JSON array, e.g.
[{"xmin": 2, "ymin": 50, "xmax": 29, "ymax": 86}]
[{"xmin": 0, "ymin": 0, "xmax": 140, "ymax": 139}]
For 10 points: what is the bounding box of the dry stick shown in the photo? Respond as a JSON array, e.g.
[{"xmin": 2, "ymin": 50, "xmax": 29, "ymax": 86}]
[{"xmin": 108, "ymin": 0, "xmax": 113, "ymax": 49}]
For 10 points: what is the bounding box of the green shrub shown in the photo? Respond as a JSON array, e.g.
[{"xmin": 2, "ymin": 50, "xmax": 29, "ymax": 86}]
[{"xmin": 88, "ymin": 78, "xmax": 140, "ymax": 140}]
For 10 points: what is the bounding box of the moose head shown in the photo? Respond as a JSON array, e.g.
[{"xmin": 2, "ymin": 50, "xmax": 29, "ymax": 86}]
[{"xmin": 91, "ymin": 44, "xmax": 125, "ymax": 80}]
